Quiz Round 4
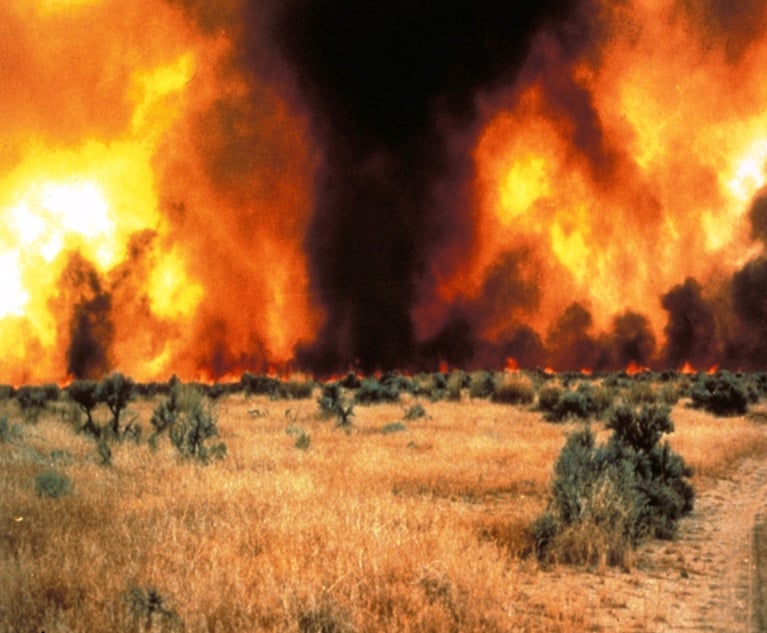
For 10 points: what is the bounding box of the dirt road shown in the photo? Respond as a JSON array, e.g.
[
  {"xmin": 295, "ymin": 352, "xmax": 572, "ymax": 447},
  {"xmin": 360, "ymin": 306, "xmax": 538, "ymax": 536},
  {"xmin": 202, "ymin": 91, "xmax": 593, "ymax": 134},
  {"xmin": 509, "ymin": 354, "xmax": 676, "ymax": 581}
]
[{"xmin": 514, "ymin": 453, "xmax": 767, "ymax": 631}]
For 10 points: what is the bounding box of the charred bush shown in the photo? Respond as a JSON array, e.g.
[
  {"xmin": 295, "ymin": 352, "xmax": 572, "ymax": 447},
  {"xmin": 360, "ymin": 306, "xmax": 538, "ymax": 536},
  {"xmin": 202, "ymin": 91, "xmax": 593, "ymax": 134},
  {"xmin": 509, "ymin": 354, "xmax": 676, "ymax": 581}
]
[{"xmin": 690, "ymin": 371, "xmax": 748, "ymax": 416}]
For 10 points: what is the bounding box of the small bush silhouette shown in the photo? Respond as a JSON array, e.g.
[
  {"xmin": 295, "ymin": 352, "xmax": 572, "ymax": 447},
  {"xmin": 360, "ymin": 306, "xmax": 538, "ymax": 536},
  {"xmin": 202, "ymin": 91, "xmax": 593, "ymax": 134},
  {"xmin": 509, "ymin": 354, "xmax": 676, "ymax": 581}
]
[
  {"xmin": 35, "ymin": 469, "xmax": 73, "ymax": 498},
  {"xmin": 66, "ymin": 379, "xmax": 102, "ymax": 437},
  {"xmin": 317, "ymin": 383, "xmax": 354, "ymax": 428},
  {"xmin": 99, "ymin": 372, "xmax": 136, "ymax": 437},
  {"xmin": 124, "ymin": 584, "xmax": 182, "ymax": 632},
  {"xmin": 691, "ymin": 371, "xmax": 749, "ymax": 416}
]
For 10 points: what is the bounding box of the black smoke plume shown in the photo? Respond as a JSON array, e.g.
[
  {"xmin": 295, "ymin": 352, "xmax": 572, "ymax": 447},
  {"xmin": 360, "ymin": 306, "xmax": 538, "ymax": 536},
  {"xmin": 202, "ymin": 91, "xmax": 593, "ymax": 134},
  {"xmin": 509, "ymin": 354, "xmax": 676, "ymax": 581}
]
[
  {"xmin": 59, "ymin": 255, "xmax": 114, "ymax": 380},
  {"xmin": 661, "ymin": 278, "xmax": 718, "ymax": 369},
  {"xmin": 269, "ymin": 1, "xmax": 584, "ymax": 372}
]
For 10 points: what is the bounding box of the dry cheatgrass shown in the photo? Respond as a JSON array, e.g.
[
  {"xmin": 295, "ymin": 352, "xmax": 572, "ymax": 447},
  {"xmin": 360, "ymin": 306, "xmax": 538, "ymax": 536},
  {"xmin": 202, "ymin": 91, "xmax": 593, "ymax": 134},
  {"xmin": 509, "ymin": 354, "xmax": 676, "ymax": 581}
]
[{"xmin": 0, "ymin": 390, "xmax": 765, "ymax": 632}]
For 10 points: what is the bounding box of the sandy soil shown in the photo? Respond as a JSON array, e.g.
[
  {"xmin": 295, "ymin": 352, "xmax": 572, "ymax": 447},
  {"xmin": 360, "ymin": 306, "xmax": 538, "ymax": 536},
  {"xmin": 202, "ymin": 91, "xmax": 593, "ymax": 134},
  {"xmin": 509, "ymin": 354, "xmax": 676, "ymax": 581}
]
[{"xmin": 510, "ymin": 447, "xmax": 767, "ymax": 631}]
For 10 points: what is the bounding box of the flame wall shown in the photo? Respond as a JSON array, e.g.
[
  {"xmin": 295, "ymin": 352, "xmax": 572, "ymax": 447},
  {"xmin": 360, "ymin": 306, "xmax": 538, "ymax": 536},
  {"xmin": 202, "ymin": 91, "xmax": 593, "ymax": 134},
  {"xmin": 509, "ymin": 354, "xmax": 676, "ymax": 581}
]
[{"xmin": 4, "ymin": 0, "xmax": 767, "ymax": 384}]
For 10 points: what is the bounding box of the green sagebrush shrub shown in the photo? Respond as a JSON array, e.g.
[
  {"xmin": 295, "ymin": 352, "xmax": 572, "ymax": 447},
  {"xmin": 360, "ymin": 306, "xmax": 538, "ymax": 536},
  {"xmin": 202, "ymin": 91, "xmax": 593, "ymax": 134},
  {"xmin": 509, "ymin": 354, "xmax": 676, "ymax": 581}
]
[
  {"xmin": 355, "ymin": 377, "xmax": 400, "ymax": 404},
  {"xmin": 491, "ymin": 375, "xmax": 535, "ymax": 405},
  {"xmin": 690, "ymin": 371, "xmax": 748, "ymax": 416},
  {"xmin": 544, "ymin": 383, "xmax": 612, "ymax": 422},
  {"xmin": 35, "ymin": 469, "xmax": 73, "ymax": 498},
  {"xmin": 533, "ymin": 404, "xmax": 694, "ymax": 567},
  {"xmin": 150, "ymin": 383, "xmax": 226, "ymax": 463}
]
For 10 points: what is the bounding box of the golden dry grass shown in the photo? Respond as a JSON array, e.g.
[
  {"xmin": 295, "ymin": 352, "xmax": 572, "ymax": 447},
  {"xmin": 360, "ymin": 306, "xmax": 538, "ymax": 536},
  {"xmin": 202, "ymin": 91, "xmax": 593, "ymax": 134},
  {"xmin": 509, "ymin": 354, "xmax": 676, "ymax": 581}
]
[{"xmin": 0, "ymin": 390, "xmax": 766, "ymax": 632}]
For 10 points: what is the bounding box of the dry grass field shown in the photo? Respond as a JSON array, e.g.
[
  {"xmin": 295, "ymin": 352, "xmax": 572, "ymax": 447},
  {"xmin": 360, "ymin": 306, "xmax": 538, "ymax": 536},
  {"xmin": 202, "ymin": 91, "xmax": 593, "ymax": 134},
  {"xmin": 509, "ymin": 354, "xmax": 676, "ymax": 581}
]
[{"xmin": 1, "ymin": 380, "xmax": 767, "ymax": 632}]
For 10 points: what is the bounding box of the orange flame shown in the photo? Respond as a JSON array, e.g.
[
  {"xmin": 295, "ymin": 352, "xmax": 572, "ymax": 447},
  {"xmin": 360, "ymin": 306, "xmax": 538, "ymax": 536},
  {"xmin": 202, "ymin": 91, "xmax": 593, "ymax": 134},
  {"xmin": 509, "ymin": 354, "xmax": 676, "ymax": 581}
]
[
  {"xmin": 428, "ymin": 1, "xmax": 767, "ymax": 364},
  {"xmin": 0, "ymin": 0, "xmax": 318, "ymax": 384}
]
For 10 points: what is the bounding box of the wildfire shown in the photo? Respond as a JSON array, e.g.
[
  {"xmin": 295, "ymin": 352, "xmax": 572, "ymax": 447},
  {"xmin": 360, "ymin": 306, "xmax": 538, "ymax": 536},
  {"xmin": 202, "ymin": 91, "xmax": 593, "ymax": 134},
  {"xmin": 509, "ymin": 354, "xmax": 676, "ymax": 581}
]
[
  {"xmin": 434, "ymin": 0, "xmax": 767, "ymax": 366},
  {"xmin": 0, "ymin": 0, "xmax": 317, "ymax": 385},
  {"xmin": 5, "ymin": 1, "xmax": 767, "ymax": 384}
]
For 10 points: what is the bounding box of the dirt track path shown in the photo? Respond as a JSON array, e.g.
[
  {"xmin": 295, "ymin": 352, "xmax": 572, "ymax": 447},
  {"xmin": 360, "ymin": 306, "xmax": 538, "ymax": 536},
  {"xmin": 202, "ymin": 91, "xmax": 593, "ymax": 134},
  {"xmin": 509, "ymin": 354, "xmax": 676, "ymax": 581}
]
[
  {"xmin": 632, "ymin": 454, "xmax": 767, "ymax": 632},
  {"xmin": 514, "ymin": 453, "xmax": 767, "ymax": 631}
]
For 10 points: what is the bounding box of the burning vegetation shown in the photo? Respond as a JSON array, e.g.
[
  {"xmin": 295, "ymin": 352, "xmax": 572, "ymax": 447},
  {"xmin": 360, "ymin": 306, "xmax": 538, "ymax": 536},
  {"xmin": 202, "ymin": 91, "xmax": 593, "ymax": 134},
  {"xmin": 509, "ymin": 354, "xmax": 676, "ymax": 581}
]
[{"xmin": 4, "ymin": 1, "xmax": 767, "ymax": 384}]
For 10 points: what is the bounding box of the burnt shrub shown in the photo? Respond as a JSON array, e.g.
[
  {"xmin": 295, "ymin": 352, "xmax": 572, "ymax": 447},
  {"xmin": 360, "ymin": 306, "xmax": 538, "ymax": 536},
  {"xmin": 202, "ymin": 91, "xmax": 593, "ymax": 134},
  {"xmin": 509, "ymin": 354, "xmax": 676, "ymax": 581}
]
[
  {"xmin": 690, "ymin": 371, "xmax": 748, "ymax": 416},
  {"xmin": 533, "ymin": 404, "xmax": 694, "ymax": 567}
]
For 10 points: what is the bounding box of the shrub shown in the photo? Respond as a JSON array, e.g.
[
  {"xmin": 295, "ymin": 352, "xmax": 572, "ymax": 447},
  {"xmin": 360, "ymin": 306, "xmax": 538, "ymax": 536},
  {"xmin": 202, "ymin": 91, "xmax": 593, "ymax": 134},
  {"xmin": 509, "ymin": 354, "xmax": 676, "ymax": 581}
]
[
  {"xmin": 445, "ymin": 371, "xmax": 466, "ymax": 401},
  {"xmin": 491, "ymin": 375, "xmax": 535, "ymax": 405},
  {"xmin": 317, "ymin": 383, "xmax": 354, "ymax": 427},
  {"xmin": 0, "ymin": 384, "xmax": 14, "ymax": 400},
  {"xmin": 66, "ymin": 379, "xmax": 102, "ymax": 437},
  {"xmin": 0, "ymin": 415, "xmax": 23, "ymax": 443},
  {"xmin": 124, "ymin": 584, "xmax": 182, "ymax": 632},
  {"xmin": 468, "ymin": 371, "xmax": 496, "ymax": 399},
  {"xmin": 658, "ymin": 382, "xmax": 680, "ymax": 405},
  {"xmin": 284, "ymin": 379, "xmax": 316, "ymax": 400},
  {"xmin": 534, "ymin": 404, "xmax": 694, "ymax": 567},
  {"xmin": 690, "ymin": 371, "xmax": 749, "ymax": 416},
  {"xmin": 624, "ymin": 380, "xmax": 656, "ymax": 405},
  {"xmin": 544, "ymin": 384, "xmax": 600, "ymax": 422},
  {"xmin": 15, "ymin": 385, "xmax": 56, "ymax": 423},
  {"xmin": 151, "ymin": 384, "xmax": 226, "ymax": 462},
  {"xmin": 99, "ymin": 372, "xmax": 136, "ymax": 437},
  {"xmin": 35, "ymin": 469, "xmax": 73, "ymax": 498},
  {"xmin": 537, "ymin": 385, "xmax": 563, "ymax": 414},
  {"xmin": 404, "ymin": 403, "xmax": 426, "ymax": 420},
  {"xmin": 381, "ymin": 421, "xmax": 407, "ymax": 434},
  {"xmin": 355, "ymin": 378, "xmax": 400, "ymax": 404},
  {"xmin": 286, "ymin": 425, "xmax": 311, "ymax": 450},
  {"xmin": 240, "ymin": 372, "xmax": 284, "ymax": 398}
]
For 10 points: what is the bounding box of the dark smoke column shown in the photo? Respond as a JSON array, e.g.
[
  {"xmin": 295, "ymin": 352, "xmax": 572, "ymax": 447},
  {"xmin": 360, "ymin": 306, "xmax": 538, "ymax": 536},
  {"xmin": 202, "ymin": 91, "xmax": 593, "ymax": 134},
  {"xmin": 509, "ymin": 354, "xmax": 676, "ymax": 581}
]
[{"xmin": 271, "ymin": 1, "xmax": 579, "ymax": 373}]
